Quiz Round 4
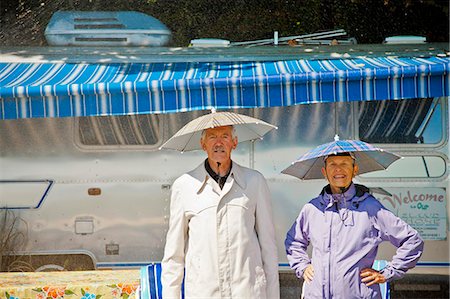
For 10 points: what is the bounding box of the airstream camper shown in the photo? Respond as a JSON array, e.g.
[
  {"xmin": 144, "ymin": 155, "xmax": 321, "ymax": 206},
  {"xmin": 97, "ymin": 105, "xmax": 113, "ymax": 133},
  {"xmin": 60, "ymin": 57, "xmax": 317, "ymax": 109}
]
[{"xmin": 0, "ymin": 33, "xmax": 448, "ymax": 296}]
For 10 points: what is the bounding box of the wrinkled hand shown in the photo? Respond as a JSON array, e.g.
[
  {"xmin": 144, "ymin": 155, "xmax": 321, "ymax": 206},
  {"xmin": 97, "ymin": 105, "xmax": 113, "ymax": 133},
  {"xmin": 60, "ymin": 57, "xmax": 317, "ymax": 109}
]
[
  {"xmin": 360, "ymin": 268, "xmax": 386, "ymax": 286},
  {"xmin": 303, "ymin": 264, "xmax": 314, "ymax": 283}
]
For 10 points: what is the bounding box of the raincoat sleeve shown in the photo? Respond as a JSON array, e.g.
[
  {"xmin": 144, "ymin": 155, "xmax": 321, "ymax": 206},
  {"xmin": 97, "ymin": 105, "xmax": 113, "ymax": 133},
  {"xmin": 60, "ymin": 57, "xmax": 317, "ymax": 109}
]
[
  {"xmin": 161, "ymin": 178, "xmax": 188, "ymax": 298},
  {"xmin": 371, "ymin": 203, "xmax": 424, "ymax": 281},
  {"xmin": 255, "ymin": 175, "xmax": 280, "ymax": 299},
  {"xmin": 285, "ymin": 205, "xmax": 312, "ymax": 280}
]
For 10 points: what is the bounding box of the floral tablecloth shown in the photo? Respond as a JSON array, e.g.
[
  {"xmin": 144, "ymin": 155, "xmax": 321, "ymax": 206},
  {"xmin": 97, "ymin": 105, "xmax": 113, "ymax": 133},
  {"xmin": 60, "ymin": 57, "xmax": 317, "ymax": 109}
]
[{"xmin": 0, "ymin": 270, "xmax": 140, "ymax": 299}]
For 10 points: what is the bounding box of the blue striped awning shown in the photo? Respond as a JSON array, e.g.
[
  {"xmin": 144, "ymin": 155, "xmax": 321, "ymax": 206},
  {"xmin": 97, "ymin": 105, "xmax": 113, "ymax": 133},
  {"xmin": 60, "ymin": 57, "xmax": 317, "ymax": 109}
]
[{"xmin": 0, "ymin": 56, "xmax": 449, "ymax": 119}]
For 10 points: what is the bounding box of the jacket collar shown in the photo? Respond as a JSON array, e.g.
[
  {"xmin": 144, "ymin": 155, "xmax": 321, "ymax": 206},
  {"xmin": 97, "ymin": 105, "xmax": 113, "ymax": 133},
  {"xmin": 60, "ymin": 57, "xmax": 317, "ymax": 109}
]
[
  {"xmin": 229, "ymin": 162, "xmax": 247, "ymax": 189},
  {"xmin": 321, "ymin": 183, "xmax": 356, "ymax": 200},
  {"xmin": 320, "ymin": 183, "xmax": 356, "ymax": 207},
  {"xmin": 196, "ymin": 160, "xmax": 247, "ymax": 194},
  {"xmin": 319, "ymin": 183, "xmax": 371, "ymax": 206}
]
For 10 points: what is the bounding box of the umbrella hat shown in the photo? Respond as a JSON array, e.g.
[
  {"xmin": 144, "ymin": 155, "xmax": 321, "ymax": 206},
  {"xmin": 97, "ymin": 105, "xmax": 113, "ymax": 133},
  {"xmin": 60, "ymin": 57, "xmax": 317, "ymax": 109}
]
[
  {"xmin": 281, "ymin": 135, "xmax": 401, "ymax": 180},
  {"xmin": 160, "ymin": 109, "xmax": 277, "ymax": 152}
]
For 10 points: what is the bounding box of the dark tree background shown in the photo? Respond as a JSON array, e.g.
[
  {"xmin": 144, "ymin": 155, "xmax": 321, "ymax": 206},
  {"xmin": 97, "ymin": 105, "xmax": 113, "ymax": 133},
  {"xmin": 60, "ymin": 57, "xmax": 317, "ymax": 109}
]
[{"xmin": 0, "ymin": 0, "xmax": 448, "ymax": 46}]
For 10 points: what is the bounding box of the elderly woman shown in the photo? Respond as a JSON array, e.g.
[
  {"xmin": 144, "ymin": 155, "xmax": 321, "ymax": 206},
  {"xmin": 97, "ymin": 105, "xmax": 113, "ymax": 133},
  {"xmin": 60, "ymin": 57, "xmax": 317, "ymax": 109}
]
[{"xmin": 285, "ymin": 152, "xmax": 424, "ymax": 299}]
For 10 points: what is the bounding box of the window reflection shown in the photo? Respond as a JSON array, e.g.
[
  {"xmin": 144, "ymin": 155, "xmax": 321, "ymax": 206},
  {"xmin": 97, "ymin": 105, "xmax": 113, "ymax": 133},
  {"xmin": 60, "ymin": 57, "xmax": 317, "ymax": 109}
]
[{"xmin": 358, "ymin": 98, "xmax": 443, "ymax": 144}]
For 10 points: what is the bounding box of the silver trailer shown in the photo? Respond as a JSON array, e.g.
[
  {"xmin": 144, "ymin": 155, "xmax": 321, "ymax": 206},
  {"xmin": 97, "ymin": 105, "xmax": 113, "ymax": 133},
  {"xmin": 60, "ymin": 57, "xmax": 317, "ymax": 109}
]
[{"xmin": 0, "ymin": 46, "xmax": 448, "ymax": 296}]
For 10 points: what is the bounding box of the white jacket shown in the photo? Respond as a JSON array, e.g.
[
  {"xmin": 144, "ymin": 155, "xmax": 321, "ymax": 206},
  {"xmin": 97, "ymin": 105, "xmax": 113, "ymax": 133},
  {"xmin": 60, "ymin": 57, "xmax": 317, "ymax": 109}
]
[{"xmin": 162, "ymin": 161, "xmax": 280, "ymax": 299}]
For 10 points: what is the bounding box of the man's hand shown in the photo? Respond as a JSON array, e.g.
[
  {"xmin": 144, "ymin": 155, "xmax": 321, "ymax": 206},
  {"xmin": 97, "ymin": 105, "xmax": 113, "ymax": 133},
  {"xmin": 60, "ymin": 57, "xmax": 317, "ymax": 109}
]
[
  {"xmin": 303, "ymin": 264, "xmax": 314, "ymax": 283},
  {"xmin": 360, "ymin": 268, "xmax": 386, "ymax": 286}
]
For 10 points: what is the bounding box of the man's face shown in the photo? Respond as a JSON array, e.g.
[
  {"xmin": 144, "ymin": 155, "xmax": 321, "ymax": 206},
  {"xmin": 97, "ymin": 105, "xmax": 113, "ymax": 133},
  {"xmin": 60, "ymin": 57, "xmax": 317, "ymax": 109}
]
[
  {"xmin": 321, "ymin": 155, "xmax": 359, "ymax": 193},
  {"xmin": 200, "ymin": 126, "xmax": 237, "ymax": 164}
]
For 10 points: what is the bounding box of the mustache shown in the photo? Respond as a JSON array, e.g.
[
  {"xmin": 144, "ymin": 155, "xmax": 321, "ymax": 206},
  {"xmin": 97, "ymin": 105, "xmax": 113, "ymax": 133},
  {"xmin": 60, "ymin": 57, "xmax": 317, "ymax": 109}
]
[{"xmin": 213, "ymin": 145, "xmax": 226, "ymax": 152}]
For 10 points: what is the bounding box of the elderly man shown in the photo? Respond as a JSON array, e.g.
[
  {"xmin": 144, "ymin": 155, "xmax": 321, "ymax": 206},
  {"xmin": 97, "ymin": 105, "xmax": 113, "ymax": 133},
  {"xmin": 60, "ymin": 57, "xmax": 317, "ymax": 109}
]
[
  {"xmin": 162, "ymin": 125, "xmax": 280, "ymax": 298},
  {"xmin": 285, "ymin": 152, "xmax": 424, "ymax": 299}
]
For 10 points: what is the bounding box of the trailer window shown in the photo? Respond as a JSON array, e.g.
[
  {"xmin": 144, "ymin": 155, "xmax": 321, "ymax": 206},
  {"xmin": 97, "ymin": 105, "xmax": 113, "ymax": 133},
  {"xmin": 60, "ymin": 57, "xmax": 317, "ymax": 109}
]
[
  {"xmin": 0, "ymin": 180, "xmax": 53, "ymax": 209},
  {"xmin": 358, "ymin": 98, "xmax": 444, "ymax": 144},
  {"xmin": 78, "ymin": 114, "xmax": 161, "ymax": 146},
  {"xmin": 165, "ymin": 110, "xmax": 210, "ymax": 138},
  {"xmin": 243, "ymin": 103, "xmax": 352, "ymax": 147}
]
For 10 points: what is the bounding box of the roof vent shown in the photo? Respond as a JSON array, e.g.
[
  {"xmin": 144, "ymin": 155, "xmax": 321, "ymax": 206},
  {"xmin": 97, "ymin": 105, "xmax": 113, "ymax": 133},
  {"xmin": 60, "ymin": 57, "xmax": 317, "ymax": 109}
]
[
  {"xmin": 190, "ymin": 38, "xmax": 231, "ymax": 48},
  {"xmin": 44, "ymin": 11, "xmax": 171, "ymax": 46},
  {"xmin": 384, "ymin": 35, "xmax": 426, "ymax": 44}
]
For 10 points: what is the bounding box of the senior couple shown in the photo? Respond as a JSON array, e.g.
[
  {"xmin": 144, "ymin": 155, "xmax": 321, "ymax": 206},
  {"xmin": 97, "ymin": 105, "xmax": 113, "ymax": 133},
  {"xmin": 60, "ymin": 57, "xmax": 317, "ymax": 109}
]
[{"xmin": 161, "ymin": 124, "xmax": 424, "ymax": 299}]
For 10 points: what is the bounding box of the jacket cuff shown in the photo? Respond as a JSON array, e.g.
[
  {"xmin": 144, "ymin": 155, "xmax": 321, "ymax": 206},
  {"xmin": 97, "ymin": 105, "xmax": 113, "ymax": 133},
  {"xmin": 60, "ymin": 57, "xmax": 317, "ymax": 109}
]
[
  {"xmin": 379, "ymin": 265, "xmax": 404, "ymax": 282},
  {"xmin": 296, "ymin": 264, "xmax": 309, "ymax": 280}
]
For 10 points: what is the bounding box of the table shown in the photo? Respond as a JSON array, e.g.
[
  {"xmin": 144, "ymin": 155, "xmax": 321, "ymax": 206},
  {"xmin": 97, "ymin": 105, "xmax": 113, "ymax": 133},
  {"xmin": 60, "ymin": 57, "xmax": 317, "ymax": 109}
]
[{"xmin": 0, "ymin": 269, "xmax": 140, "ymax": 299}]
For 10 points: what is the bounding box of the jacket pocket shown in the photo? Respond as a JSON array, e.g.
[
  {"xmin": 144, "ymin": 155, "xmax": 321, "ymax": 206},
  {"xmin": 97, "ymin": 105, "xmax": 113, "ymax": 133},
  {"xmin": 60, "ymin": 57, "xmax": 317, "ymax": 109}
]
[
  {"xmin": 185, "ymin": 203, "xmax": 216, "ymax": 219},
  {"xmin": 227, "ymin": 194, "xmax": 250, "ymax": 209}
]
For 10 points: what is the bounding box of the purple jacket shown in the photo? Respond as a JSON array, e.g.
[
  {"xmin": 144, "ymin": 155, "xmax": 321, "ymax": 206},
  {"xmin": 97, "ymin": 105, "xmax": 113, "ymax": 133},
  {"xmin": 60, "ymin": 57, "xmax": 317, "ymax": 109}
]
[{"xmin": 285, "ymin": 183, "xmax": 424, "ymax": 299}]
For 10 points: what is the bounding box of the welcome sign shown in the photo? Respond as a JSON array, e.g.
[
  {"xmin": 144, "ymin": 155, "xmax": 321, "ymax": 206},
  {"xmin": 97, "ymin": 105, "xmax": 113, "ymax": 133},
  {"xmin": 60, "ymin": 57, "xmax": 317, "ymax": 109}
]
[{"xmin": 375, "ymin": 188, "xmax": 447, "ymax": 240}]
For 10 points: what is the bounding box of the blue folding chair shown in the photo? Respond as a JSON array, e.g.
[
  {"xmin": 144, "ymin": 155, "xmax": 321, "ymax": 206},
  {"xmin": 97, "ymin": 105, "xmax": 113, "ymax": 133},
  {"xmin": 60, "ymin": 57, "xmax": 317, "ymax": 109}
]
[
  {"xmin": 373, "ymin": 260, "xmax": 390, "ymax": 299},
  {"xmin": 139, "ymin": 263, "xmax": 184, "ymax": 299},
  {"xmin": 140, "ymin": 263, "xmax": 163, "ymax": 299}
]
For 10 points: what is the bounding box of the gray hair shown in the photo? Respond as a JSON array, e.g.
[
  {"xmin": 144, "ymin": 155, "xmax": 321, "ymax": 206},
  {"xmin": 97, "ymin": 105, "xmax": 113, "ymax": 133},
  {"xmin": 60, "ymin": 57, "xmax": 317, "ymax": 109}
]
[
  {"xmin": 200, "ymin": 125, "xmax": 236, "ymax": 141},
  {"xmin": 323, "ymin": 152, "xmax": 356, "ymax": 167}
]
